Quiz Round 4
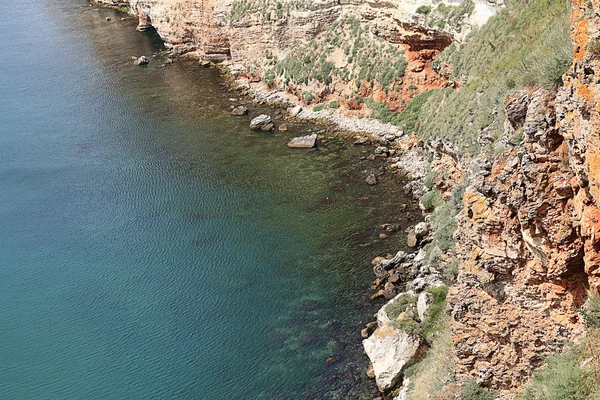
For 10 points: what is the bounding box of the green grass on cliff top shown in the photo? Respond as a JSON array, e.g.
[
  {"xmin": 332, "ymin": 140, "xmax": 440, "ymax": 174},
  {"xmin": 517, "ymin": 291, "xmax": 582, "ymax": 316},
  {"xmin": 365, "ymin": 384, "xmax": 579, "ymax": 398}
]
[{"xmin": 416, "ymin": 0, "xmax": 572, "ymax": 156}]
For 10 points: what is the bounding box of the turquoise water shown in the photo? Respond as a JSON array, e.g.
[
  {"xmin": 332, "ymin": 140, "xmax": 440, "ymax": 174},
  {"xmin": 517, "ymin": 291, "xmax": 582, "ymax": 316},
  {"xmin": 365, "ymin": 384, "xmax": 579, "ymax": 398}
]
[{"xmin": 0, "ymin": 1, "xmax": 417, "ymax": 398}]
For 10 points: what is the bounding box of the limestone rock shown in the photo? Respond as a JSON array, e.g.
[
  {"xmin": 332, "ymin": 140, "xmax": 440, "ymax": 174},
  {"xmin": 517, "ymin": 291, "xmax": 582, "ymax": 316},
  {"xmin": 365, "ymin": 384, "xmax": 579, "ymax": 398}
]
[
  {"xmin": 287, "ymin": 134, "xmax": 317, "ymax": 148},
  {"xmin": 362, "ymin": 325, "xmax": 422, "ymax": 392},
  {"xmin": 250, "ymin": 114, "xmax": 274, "ymax": 131}
]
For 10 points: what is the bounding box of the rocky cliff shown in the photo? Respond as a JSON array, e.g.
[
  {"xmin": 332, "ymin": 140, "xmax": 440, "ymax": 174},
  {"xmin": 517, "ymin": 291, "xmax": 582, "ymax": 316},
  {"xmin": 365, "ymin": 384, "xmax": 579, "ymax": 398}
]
[
  {"xmin": 447, "ymin": 0, "xmax": 600, "ymax": 395},
  {"xmin": 92, "ymin": 0, "xmax": 600, "ymax": 397}
]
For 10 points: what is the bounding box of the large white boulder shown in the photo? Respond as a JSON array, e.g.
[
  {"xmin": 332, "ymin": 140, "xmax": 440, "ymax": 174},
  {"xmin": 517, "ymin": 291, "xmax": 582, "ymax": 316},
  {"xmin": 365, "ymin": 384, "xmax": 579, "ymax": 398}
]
[{"xmin": 363, "ymin": 325, "xmax": 422, "ymax": 392}]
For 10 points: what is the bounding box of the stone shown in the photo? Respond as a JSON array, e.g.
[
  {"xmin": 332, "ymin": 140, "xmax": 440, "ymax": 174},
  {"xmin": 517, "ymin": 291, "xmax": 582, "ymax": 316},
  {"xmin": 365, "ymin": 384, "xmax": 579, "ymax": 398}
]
[
  {"xmin": 406, "ymin": 228, "xmax": 417, "ymax": 247},
  {"xmin": 134, "ymin": 56, "xmax": 149, "ymax": 66},
  {"xmin": 106, "ymin": 17, "xmax": 111, "ymax": 21},
  {"xmin": 287, "ymin": 134, "xmax": 317, "ymax": 148},
  {"xmin": 417, "ymin": 292, "xmax": 434, "ymax": 322},
  {"xmin": 365, "ymin": 174, "xmax": 377, "ymax": 186},
  {"xmin": 200, "ymin": 60, "xmax": 211, "ymax": 68},
  {"xmin": 362, "ymin": 325, "xmax": 422, "ymax": 391},
  {"xmin": 231, "ymin": 105, "xmax": 249, "ymax": 116},
  {"xmin": 278, "ymin": 124, "xmax": 288, "ymax": 131},
  {"xmin": 288, "ymin": 105, "xmax": 303, "ymax": 117},
  {"xmin": 250, "ymin": 114, "xmax": 275, "ymax": 131},
  {"xmin": 375, "ymin": 146, "xmax": 389, "ymax": 156},
  {"xmin": 414, "ymin": 222, "xmax": 430, "ymax": 240},
  {"xmin": 354, "ymin": 136, "xmax": 370, "ymax": 145}
]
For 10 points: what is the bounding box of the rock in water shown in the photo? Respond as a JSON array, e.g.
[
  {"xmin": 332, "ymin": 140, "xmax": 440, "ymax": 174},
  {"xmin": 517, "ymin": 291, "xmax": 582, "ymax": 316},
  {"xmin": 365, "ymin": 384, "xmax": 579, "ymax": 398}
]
[
  {"xmin": 287, "ymin": 134, "xmax": 317, "ymax": 148},
  {"xmin": 231, "ymin": 105, "xmax": 249, "ymax": 116},
  {"xmin": 362, "ymin": 325, "xmax": 422, "ymax": 391},
  {"xmin": 249, "ymin": 114, "xmax": 274, "ymax": 131},
  {"xmin": 365, "ymin": 173, "xmax": 377, "ymax": 186},
  {"xmin": 134, "ymin": 55, "xmax": 149, "ymax": 66}
]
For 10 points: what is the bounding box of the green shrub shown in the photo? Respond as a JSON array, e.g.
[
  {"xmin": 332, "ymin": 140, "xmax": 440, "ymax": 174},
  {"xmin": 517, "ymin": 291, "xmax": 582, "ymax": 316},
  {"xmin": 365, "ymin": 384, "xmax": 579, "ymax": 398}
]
[
  {"xmin": 581, "ymin": 290, "xmax": 600, "ymax": 329},
  {"xmin": 328, "ymin": 101, "xmax": 340, "ymax": 109},
  {"xmin": 416, "ymin": 5, "xmax": 432, "ymax": 14},
  {"xmin": 461, "ymin": 380, "xmax": 498, "ymax": 400},
  {"xmin": 385, "ymin": 293, "xmax": 418, "ymax": 320},
  {"xmin": 421, "ymin": 286, "xmax": 449, "ymax": 337},
  {"xmin": 313, "ymin": 104, "xmax": 325, "ymax": 112},
  {"xmin": 521, "ymin": 345, "xmax": 596, "ymax": 400},
  {"xmin": 263, "ymin": 68, "xmax": 276, "ymax": 87},
  {"xmin": 420, "ymin": 190, "xmax": 444, "ymax": 210},
  {"xmin": 302, "ymin": 90, "xmax": 315, "ymax": 104}
]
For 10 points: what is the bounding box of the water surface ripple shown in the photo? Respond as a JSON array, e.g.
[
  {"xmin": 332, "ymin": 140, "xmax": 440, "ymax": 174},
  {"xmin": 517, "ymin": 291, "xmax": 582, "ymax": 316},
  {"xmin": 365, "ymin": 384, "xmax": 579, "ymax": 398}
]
[{"xmin": 0, "ymin": 1, "xmax": 417, "ymax": 398}]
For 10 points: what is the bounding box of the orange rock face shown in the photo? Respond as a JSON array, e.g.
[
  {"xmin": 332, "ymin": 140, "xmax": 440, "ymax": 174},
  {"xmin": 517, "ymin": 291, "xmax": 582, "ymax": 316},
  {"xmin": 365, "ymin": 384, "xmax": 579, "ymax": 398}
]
[
  {"xmin": 450, "ymin": 90, "xmax": 589, "ymax": 394},
  {"xmin": 450, "ymin": 0, "xmax": 600, "ymax": 391}
]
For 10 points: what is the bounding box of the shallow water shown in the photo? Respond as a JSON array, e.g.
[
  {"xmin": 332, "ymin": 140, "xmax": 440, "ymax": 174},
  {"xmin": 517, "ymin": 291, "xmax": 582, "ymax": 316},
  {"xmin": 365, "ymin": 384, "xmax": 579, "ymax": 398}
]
[{"xmin": 0, "ymin": 1, "xmax": 419, "ymax": 399}]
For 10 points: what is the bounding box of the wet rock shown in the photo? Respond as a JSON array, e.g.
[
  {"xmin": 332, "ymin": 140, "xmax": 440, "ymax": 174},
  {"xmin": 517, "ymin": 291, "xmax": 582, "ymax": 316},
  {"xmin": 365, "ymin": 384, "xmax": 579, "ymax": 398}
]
[
  {"xmin": 250, "ymin": 114, "xmax": 275, "ymax": 131},
  {"xmin": 231, "ymin": 105, "xmax": 249, "ymax": 116},
  {"xmin": 365, "ymin": 173, "xmax": 377, "ymax": 186},
  {"xmin": 406, "ymin": 228, "xmax": 418, "ymax": 247},
  {"xmin": 362, "ymin": 325, "xmax": 422, "ymax": 391},
  {"xmin": 134, "ymin": 55, "xmax": 149, "ymax": 66},
  {"xmin": 375, "ymin": 146, "xmax": 389, "ymax": 156},
  {"xmin": 288, "ymin": 134, "xmax": 317, "ymax": 148}
]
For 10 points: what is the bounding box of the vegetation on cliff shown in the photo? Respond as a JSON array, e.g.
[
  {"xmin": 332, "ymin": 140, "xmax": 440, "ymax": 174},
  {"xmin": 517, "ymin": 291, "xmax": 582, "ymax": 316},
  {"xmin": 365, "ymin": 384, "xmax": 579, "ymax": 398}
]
[
  {"xmin": 521, "ymin": 293, "xmax": 600, "ymax": 399},
  {"xmin": 417, "ymin": 0, "xmax": 571, "ymax": 155}
]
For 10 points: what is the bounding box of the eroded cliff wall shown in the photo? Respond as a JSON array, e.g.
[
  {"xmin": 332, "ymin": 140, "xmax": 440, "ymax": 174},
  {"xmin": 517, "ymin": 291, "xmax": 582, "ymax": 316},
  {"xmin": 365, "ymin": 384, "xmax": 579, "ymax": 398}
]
[{"xmin": 448, "ymin": 0, "xmax": 600, "ymax": 393}]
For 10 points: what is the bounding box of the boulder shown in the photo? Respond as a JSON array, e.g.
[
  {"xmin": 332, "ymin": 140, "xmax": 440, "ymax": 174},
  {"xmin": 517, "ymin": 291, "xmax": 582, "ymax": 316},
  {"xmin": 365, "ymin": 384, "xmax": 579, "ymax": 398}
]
[
  {"xmin": 363, "ymin": 325, "xmax": 422, "ymax": 391},
  {"xmin": 231, "ymin": 105, "xmax": 249, "ymax": 116},
  {"xmin": 134, "ymin": 56, "xmax": 149, "ymax": 66},
  {"xmin": 250, "ymin": 114, "xmax": 275, "ymax": 131},
  {"xmin": 414, "ymin": 222, "xmax": 430, "ymax": 240},
  {"xmin": 287, "ymin": 134, "xmax": 317, "ymax": 148}
]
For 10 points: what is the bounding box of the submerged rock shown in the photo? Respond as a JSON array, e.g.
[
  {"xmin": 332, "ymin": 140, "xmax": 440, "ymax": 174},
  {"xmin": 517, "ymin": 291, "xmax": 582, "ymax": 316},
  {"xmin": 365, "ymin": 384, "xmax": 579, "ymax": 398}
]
[
  {"xmin": 287, "ymin": 134, "xmax": 317, "ymax": 148},
  {"xmin": 134, "ymin": 55, "xmax": 149, "ymax": 66},
  {"xmin": 250, "ymin": 114, "xmax": 274, "ymax": 131},
  {"xmin": 231, "ymin": 105, "xmax": 249, "ymax": 116},
  {"xmin": 365, "ymin": 173, "xmax": 377, "ymax": 186},
  {"xmin": 363, "ymin": 325, "xmax": 422, "ymax": 391}
]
